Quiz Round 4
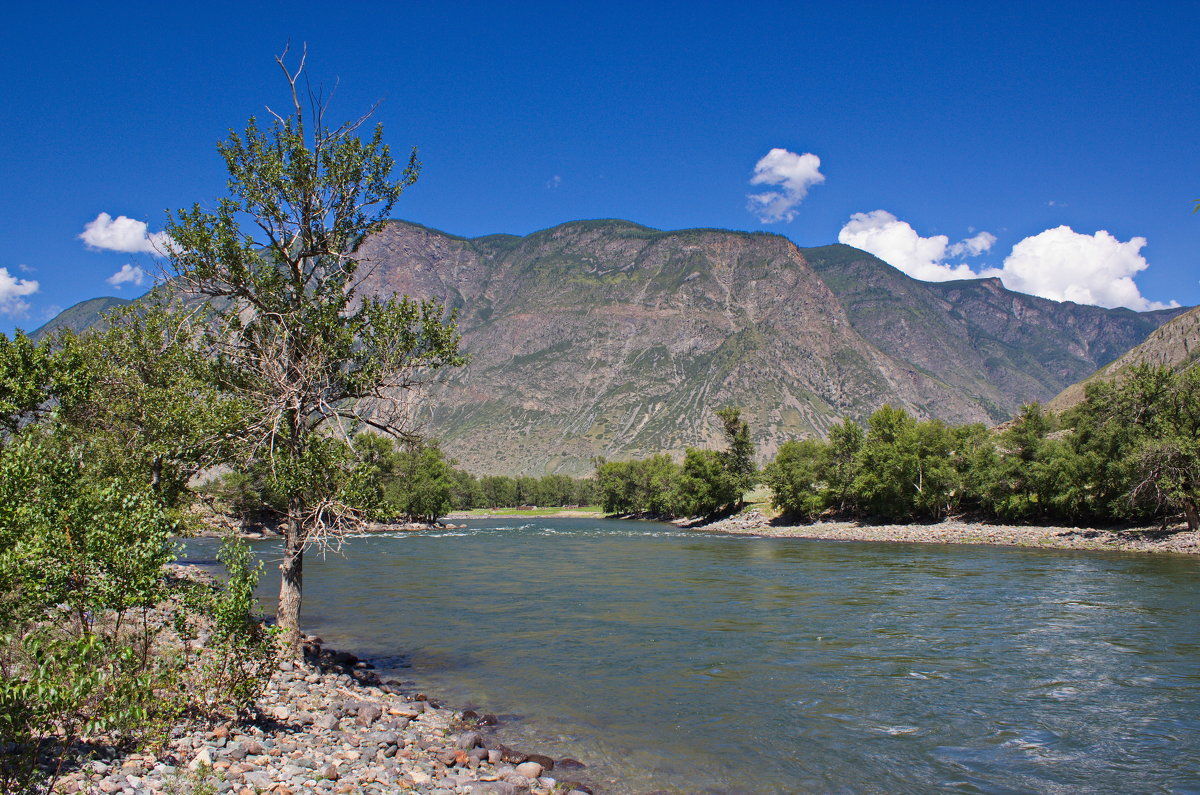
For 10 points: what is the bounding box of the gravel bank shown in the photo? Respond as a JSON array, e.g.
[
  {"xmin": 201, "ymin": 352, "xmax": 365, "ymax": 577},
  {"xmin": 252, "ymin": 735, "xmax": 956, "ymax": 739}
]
[
  {"xmin": 689, "ymin": 511, "xmax": 1200, "ymax": 554},
  {"xmin": 52, "ymin": 572, "xmax": 597, "ymax": 795}
]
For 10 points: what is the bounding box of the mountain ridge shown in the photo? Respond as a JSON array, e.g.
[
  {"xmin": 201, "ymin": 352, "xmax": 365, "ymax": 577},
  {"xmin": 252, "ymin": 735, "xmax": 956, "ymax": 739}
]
[{"xmin": 28, "ymin": 219, "xmax": 1190, "ymax": 475}]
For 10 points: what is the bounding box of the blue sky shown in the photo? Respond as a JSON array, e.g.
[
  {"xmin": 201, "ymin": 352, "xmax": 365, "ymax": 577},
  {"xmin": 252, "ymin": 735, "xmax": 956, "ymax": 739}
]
[{"xmin": 2, "ymin": 1, "xmax": 1197, "ymax": 333}]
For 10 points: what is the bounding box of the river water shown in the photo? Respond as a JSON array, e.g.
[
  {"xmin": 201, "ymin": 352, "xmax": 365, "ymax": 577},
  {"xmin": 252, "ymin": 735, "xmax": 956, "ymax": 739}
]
[{"xmin": 183, "ymin": 518, "xmax": 1200, "ymax": 794}]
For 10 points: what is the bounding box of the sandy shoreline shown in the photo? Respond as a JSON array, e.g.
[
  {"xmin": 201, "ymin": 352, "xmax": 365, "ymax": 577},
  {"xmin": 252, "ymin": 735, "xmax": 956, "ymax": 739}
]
[{"xmin": 686, "ymin": 510, "xmax": 1200, "ymax": 555}]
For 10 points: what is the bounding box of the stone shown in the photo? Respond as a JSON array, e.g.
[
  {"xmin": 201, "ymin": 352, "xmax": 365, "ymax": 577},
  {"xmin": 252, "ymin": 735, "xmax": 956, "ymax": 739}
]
[
  {"xmin": 503, "ymin": 773, "xmax": 534, "ymax": 789},
  {"xmin": 356, "ymin": 704, "xmax": 383, "ymax": 727},
  {"xmin": 456, "ymin": 731, "xmax": 484, "ymax": 750},
  {"xmin": 487, "ymin": 749, "xmax": 503, "ymax": 765},
  {"xmin": 320, "ymin": 764, "xmax": 339, "ymax": 781},
  {"xmin": 187, "ymin": 747, "xmax": 213, "ymax": 771},
  {"xmin": 514, "ymin": 761, "xmax": 543, "ymax": 778},
  {"xmin": 557, "ymin": 758, "xmax": 586, "ymax": 770},
  {"xmin": 315, "ymin": 713, "xmax": 339, "ymax": 731},
  {"xmin": 499, "ymin": 746, "xmax": 527, "ymax": 764},
  {"xmin": 241, "ymin": 771, "xmax": 273, "ymax": 788},
  {"xmin": 525, "ymin": 753, "xmax": 554, "ymax": 771},
  {"xmin": 408, "ymin": 769, "xmax": 433, "ymax": 786},
  {"xmin": 466, "ymin": 783, "xmax": 523, "ymax": 795}
]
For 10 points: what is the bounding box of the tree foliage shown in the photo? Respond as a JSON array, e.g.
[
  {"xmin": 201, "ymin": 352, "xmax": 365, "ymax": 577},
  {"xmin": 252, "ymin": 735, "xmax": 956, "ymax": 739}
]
[
  {"xmin": 594, "ymin": 407, "xmax": 758, "ymax": 518},
  {"xmin": 163, "ymin": 51, "xmax": 465, "ymax": 649},
  {"xmin": 764, "ymin": 366, "xmax": 1200, "ymax": 529}
]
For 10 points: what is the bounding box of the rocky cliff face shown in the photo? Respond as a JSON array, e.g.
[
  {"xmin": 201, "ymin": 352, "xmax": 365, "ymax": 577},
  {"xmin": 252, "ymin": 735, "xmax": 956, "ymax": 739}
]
[
  {"xmin": 1047, "ymin": 304, "xmax": 1200, "ymax": 412},
  {"xmin": 804, "ymin": 244, "xmax": 1186, "ymax": 422},
  {"xmin": 354, "ymin": 221, "xmax": 1186, "ymax": 475}
]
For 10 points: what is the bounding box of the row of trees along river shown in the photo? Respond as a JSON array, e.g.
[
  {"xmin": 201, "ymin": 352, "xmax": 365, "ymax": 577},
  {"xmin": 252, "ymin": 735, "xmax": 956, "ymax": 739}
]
[{"xmin": 585, "ymin": 366, "xmax": 1199, "ymax": 531}]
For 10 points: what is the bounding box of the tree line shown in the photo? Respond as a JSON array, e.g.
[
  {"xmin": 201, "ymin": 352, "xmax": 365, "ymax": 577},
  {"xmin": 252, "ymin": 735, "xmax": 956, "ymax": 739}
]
[
  {"xmin": 204, "ymin": 437, "xmax": 600, "ymax": 525},
  {"xmin": 594, "ymin": 407, "xmax": 757, "ymax": 518},
  {"xmin": 763, "ymin": 365, "xmax": 1199, "ymax": 529}
]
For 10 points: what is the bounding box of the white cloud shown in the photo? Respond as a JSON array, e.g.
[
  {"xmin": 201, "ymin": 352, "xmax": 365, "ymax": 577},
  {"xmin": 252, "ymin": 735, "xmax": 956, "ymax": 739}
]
[
  {"xmin": 107, "ymin": 264, "xmax": 148, "ymax": 288},
  {"xmin": 837, "ymin": 210, "xmax": 979, "ymax": 281},
  {"xmin": 838, "ymin": 210, "xmax": 1174, "ymax": 311},
  {"xmin": 947, "ymin": 230, "xmax": 996, "ymax": 258},
  {"xmin": 981, "ymin": 226, "xmax": 1176, "ymax": 311},
  {"xmin": 0, "ymin": 267, "xmax": 39, "ymax": 317},
  {"xmin": 546, "ymin": 175, "xmax": 562, "ymax": 189},
  {"xmin": 747, "ymin": 148, "xmax": 825, "ymax": 223},
  {"xmin": 80, "ymin": 212, "xmax": 173, "ymax": 255}
]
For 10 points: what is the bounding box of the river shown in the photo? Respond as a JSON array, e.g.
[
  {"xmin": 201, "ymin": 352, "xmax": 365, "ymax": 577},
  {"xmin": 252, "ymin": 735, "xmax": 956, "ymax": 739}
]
[{"xmin": 182, "ymin": 518, "xmax": 1200, "ymax": 794}]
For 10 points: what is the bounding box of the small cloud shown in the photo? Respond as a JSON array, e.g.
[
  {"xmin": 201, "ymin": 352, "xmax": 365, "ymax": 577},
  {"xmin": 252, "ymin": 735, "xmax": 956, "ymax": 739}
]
[
  {"xmin": 81, "ymin": 212, "xmax": 174, "ymax": 255},
  {"xmin": 41, "ymin": 305, "xmax": 62, "ymax": 321},
  {"xmin": 747, "ymin": 148, "xmax": 825, "ymax": 223},
  {"xmin": 106, "ymin": 264, "xmax": 148, "ymax": 288},
  {"xmin": 546, "ymin": 175, "xmax": 562, "ymax": 189},
  {"xmin": 947, "ymin": 231, "xmax": 997, "ymax": 258},
  {"xmin": 1047, "ymin": 200, "xmax": 1067, "ymax": 207},
  {"xmin": 17, "ymin": 263, "xmax": 35, "ymax": 274},
  {"xmin": 0, "ymin": 267, "xmax": 39, "ymax": 317}
]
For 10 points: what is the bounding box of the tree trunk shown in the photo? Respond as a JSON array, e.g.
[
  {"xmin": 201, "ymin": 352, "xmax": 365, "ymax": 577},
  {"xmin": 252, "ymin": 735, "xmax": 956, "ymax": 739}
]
[
  {"xmin": 277, "ymin": 515, "xmax": 304, "ymax": 655},
  {"xmin": 1184, "ymin": 500, "xmax": 1199, "ymax": 532}
]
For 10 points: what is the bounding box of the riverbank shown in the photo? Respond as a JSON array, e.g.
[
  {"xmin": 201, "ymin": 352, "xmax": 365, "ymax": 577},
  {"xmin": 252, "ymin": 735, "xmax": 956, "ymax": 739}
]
[
  {"xmin": 689, "ymin": 510, "xmax": 1200, "ymax": 554},
  {"xmin": 53, "ymin": 569, "xmax": 597, "ymax": 795}
]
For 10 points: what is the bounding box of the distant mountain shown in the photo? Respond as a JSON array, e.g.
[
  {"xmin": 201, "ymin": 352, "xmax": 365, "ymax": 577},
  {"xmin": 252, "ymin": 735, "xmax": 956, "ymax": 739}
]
[
  {"xmin": 804, "ymin": 244, "xmax": 1187, "ymax": 421},
  {"xmin": 34, "ymin": 220, "xmax": 1188, "ymax": 475},
  {"xmin": 352, "ymin": 220, "xmax": 1187, "ymax": 474},
  {"xmin": 1047, "ymin": 305, "xmax": 1200, "ymax": 412},
  {"xmin": 28, "ymin": 296, "xmax": 131, "ymax": 341}
]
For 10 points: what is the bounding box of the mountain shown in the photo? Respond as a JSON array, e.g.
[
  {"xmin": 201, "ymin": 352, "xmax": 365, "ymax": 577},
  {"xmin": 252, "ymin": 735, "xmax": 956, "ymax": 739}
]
[
  {"xmin": 34, "ymin": 220, "xmax": 1188, "ymax": 476},
  {"xmin": 1047, "ymin": 305, "xmax": 1200, "ymax": 412},
  {"xmin": 804, "ymin": 245, "xmax": 1187, "ymax": 421},
  {"xmin": 352, "ymin": 220, "xmax": 1187, "ymax": 474},
  {"xmin": 28, "ymin": 296, "xmax": 131, "ymax": 341}
]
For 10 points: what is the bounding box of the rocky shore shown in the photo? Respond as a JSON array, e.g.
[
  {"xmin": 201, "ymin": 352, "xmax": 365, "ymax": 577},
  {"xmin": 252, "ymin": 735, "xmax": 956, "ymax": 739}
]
[
  {"xmin": 54, "ymin": 584, "xmax": 595, "ymax": 795},
  {"xmin": 692, "ymin": 510, "xmax": 1200, "ymax": 554}
]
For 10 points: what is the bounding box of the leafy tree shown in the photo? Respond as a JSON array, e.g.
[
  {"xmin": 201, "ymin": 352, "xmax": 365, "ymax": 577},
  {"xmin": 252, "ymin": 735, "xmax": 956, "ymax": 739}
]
[
  {"xmin": 164, "ymin": 52, "xmax": 465, "ymax": 650},
  {"xmin": 674, "ymin": 448, "xmax": 737, "ymax": 516},
  {"xmin": 983, "ymin": 403, "xmax": 1053, "ymax": 519},
  {"xmin": 382, "ymin": 442, "xmax": 455, "ymax": 522},
  {"xmin": 449, "ymin": 468, "xmax": 485, "ymax": 510},
  {"xmin": 480, "ymin": 475, "xmax": 519, "ymax": 508},
  {"xmin": 823, "ymin": 419, "xmax": 864, "ymax": 512},
  {"xmin": 1111, "ymin": 366, "xmax": 1200, "ymax": 529},
  {"xmin": 764, "ymin": 438, "xmax": 828, "ymax": 518},
  {"xmin": 715, "ymin": 406, "xmax": 757, "ymax": 504}
]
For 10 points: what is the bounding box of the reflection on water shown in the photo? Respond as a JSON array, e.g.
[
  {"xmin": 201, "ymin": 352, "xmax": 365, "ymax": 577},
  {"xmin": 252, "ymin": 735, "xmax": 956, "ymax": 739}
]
[{"xmin": 182, "ymin": 519, "xmax": 1200, "ymax": 794}]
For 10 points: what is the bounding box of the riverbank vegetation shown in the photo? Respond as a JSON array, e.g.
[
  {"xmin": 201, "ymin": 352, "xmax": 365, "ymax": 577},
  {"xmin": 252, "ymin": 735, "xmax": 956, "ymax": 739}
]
[
  {"xmin": 763, "ymin": 365, "xmax": 1199, "ymax": 529},
  {"xmin": 594, "ymin": 407, "xmax": 757, "ymax": 518},
  {"xmin": 202, "ymin": 438, "xmax": 600, "ymax": 525},
  {"xmin": 0, "ymin": 318, "xmax": 278, "ymax": 793}
]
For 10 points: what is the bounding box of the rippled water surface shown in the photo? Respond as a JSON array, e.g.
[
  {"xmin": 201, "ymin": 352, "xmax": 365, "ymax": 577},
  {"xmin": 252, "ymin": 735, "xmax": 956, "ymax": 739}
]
[{"xmin": 184, "ymin": 519, "xmax": 1200, "ymax": 794}]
